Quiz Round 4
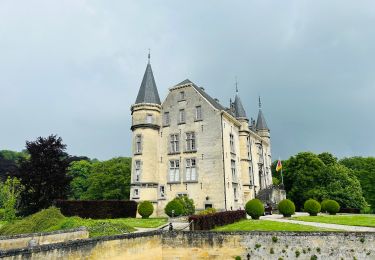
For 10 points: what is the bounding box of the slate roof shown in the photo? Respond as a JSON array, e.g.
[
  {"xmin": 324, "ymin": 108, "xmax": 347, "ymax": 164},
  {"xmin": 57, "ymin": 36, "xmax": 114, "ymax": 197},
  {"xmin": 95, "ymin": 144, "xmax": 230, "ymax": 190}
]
[
  {"xmin": 174, "ymin": 79, "xmax": 226, "ymax": 111},
  {"xmin": 234, "ymin": 94, "xmax": 247, "ymax": 118},
  {"xmin": 256, "ymin": 109, "xmax": 269, "ymax": 130},
  {"xmin": 135, "ymin": 63, "xmax": 161, "ymax": 105}
]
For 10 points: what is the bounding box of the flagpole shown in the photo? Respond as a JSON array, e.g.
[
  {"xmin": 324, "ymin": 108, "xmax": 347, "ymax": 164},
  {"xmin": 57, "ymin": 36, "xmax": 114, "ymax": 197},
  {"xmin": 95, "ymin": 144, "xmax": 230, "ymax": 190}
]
[{"xmin": 281, "ymin": 167, "xmax": 284, "ymax": 186}]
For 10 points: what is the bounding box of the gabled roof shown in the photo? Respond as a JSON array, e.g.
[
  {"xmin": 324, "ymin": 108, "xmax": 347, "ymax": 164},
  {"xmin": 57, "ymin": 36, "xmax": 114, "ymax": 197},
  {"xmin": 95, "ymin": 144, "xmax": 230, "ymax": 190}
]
[
  {"xmin": 135, "ymin": 63, "xmax": 161, "ymax": 105},
  {"xmin": 256, "ymin": 109, "xmax": 269, "ymax": 130},
  {"xmin": 174, "ymin": 79, "xmax": 226, "ymax": 111},
  {"xmin": 234, "ymin": 94, "xmax": 247, "ymax": 118}
]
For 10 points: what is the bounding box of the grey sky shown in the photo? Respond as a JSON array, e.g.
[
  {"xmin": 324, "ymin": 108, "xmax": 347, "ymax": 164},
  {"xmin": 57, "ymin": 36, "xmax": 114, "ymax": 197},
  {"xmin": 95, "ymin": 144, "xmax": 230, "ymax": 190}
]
[{"xmin": 1, "ymin": 1, "xmax": 374, "ymax": 160}]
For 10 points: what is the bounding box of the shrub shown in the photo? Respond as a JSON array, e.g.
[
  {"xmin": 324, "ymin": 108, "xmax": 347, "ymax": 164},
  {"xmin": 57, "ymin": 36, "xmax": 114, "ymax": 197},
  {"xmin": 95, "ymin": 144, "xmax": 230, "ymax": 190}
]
[
  {"xmin": 325, "ymin": 200, "xmax": 340, "ymax": 215},
  {"xmin": 321, "ymin": 199, "xmax": 329, "ymax": 213},
  {"xmin": 165, "ymin": 199, "xmax": 184, "ymax": 217},
  {"xmin": 175, "ymin": 195, "xmax": 195, "ymax": 216},
  {"xmin": 245, "ymin": 199, "xmax": 264, "ymax": 220},
  {"xmin": 278, "ymin": 199, "xmax": 295, "ymax": 217},
  {"xmin": 55, "ymin": 200, "xmax": 137, "ymax": 219},
  {"xmin": 138, "ymin": 201, "xmax": 154, "ymax": 219},
  {"xmin": 304, "ymin": 199, "xmax": 321, "ymax": 216},
  {"xmin": 188, "ymin": 210, "xmax": 246, "ymax": 230},
  {"xmin": 198, "ymin": 208, "xmax": 217, "ymax": 215},
  {"xmin": 0, "ymin": 207, "xmax": 65, "ymax": 235}
]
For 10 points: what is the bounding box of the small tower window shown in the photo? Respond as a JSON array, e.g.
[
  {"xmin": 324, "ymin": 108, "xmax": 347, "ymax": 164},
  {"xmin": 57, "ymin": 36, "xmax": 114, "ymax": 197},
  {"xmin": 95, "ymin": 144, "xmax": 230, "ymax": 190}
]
[
  {"xmin": 195, "ymin": 106, "xmax": 202, "ymax": 120},
  {"xmin": 135, "ymin": 135, "xmax": 142, "ymax": 154},
  {"xmin": 164, "ymin": 112, "xmax": 170, "ymax": 126},
  {"xmin": 133, "ymin": 188, "xmax": 140, "ymax": 198},
  {"xmin": 231, "ymin": 159, "xmax": 236, "ymax": 181},
  {"xmin": 134, "ymin": 160, "xmax": 141, "ymax": 182},
  {"xmin": 146, "ymin": 114, "xmax": 153, "ymax": 124},
  {"xmin": 179, "ymin": 109, "xmax": 185, "ymax": 124},
  {"xmin": 159, "ymin": 185, "xmax": 165, "ymax": 198},
  {"xmin": 230, "ymin": 134, "xmax": 235, "ymax": 153}
]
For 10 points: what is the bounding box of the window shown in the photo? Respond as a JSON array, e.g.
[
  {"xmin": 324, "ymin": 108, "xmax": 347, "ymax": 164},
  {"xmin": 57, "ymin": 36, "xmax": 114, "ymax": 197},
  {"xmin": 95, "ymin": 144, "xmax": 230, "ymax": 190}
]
[
  {"xmin": 195, "ymin": 106, "xmax": 202, "ymax": 120},
  {"xmin": 230, "ymin": 134, "xmax": 235, "ymax": 153},
  {"xmin": 231, "ymin": 160, "xmax": 236, "ymax": 181},
  {"xmin": 247, "ymin": 136, "xmax": 251, "ymax": 159},
  {"xmin": 146, "ymin": 114, "xmax": 153, "ymax": 124},
  {"xmin": 185, "ymin": 158, "xmax": 197, "ymax": 181},
  {"xmin": 135, "ymin": 135, "xmax": 142, "ymax": 154},
  {"xmin": 164, "ymin": 112, "xmax": 170, "ymax": 126},
  {"xmin": 249, "ymin": 167, "xmax": 253, "ymax": 185},
  {"xmin": 234, "ymin": 186, "xmax": 238, "ymax": 200},
  {"xmin": 169, "ymin": 160, "xmax": 180, "ymax": 182},
  {"xmin": 186, "ymin": 132, "xmax": 196, "ymax": 151},
  {"xmin": 159, "ymin": 185, "xmax": 165, "ymax": 198},
  {"xmin": 179, "ymin": 91, "xmax": 185, "ymax": 100},
  {"xmin": 133, "ymin": 188, "xmax": 139, "ymax": 198},
  {"xmin": 179, "ymin": 109, "xmax": 185, "ymax": 123},
  {"xmin": 134, "ymin": 160, "xmax": 141, "ymax": 182},
  {"xmin": 170, "ymin": 134, "xmax": 179, "ymax": 153}
]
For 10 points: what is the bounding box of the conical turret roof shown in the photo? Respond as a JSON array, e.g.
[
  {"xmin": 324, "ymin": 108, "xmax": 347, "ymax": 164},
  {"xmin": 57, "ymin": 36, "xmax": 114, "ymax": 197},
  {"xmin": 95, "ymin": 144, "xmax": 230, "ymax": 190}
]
[
  {"xmin": 256, "ymin": 97, "xmax": 269, "ymax": 130},
  {"xmin": 135, "ymin": 61, "xmax": 161, "ymax": 105},
  {"xmin": 234, "ymin": 94, "xmax": 247, "ymax": 119}
]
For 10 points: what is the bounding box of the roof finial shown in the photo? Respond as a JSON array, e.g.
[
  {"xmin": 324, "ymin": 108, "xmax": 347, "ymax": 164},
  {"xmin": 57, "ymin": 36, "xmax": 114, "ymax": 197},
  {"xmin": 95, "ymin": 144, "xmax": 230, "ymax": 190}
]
[
  {"xmin": 259, "ymin": 96, "xmax": 262, "ymax": 109},
  {"xmin": 148, "ymin": 48, "xmax": 151, "ymax": 64},
  {"xmin": 235, "ymin": 76, "xmax": 238, "ymax": 93}
]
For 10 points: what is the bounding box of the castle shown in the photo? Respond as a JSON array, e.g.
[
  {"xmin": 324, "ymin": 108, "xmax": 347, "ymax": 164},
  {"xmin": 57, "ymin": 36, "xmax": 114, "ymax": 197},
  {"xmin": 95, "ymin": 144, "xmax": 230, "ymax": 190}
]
[{"xmin": 130, "ymin": 56, "xmax": 274, "ymax": 216}]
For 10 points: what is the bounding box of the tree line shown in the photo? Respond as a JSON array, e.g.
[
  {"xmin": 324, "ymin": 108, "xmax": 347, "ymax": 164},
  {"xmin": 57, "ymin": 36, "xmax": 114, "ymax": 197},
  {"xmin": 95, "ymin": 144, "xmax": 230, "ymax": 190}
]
[{"xmin": 272, "ymin": 152, "xmax": 374, "ymax": 212}]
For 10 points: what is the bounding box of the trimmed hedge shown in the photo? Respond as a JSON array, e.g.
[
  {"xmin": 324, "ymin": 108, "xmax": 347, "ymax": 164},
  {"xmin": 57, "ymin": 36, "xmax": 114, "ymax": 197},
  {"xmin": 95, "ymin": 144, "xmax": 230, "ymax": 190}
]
[
  {"xmin": 321, "ymin": 199, "xmax": 329, "ymax": 213},
  {"xmin": 278, "ymin": 199, "xmax": 295, "ymax": 217},
  {"xmin": 55, "ymin": 200, "xmax": 138, "ymax": 219},
  {"xmin": 138, "ymin": 201, "xmax": 154, "ymax": 219},
  {"xmin": 245, "ymin": 199, "xmax": 264, "ymax": 220},
  {"xmin": 325, "ymin": 200, "xmax": 340, "ymax": 215},
  {"xmin": 304, "ymin": 199, "xmax": 321, "ymax": 216},
  {"xmin": 340, "ymin": 207, "xmax": 360, "ymax": 214},
  {"xmin": 189, "ymin": 210, "xmax": 246, "ymax": 230},
  {"xmin": 165, "ymin": 199, "xmax": 184, "ymax": 217}
]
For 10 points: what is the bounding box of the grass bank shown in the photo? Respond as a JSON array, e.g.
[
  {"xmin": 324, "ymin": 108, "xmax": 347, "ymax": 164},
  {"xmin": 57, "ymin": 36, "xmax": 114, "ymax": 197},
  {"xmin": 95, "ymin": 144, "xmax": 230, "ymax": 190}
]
[
  {"xmin": 214, "ymin": 219, "xmax": 336, "ymax": 232},
  {"xmin": 293, "ymin": 214, "xmax": 375, "ymax": 227},
  {"xmin": 0, "ymin": 207, "xmax": 167, "ymax": 237}
]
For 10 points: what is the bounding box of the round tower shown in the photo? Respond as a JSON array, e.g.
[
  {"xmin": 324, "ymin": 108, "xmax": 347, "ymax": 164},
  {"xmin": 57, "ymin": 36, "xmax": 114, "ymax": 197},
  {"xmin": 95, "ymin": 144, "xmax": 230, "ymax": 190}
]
[{"xmin": 130, "ymin": 54, "xmax": 161, "ymax": 207}]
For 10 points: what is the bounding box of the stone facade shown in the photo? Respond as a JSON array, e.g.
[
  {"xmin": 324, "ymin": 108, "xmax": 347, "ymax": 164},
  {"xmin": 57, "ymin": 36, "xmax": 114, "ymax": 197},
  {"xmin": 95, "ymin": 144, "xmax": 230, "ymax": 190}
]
[{"xmin": 130, "ymin": 61, "xmax": 276, "ymax": 216}]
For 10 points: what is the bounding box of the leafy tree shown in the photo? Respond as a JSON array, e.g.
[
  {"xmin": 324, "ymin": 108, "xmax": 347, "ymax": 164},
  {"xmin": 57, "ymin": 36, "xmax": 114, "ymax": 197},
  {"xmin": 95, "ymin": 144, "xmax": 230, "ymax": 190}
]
[
  {"xmin": 340, "ymin": 157, "xmax": 375, "ymax": 211},
  {"xmin": 175, "ymin": 195, "xmax": 195, "ymax": 216},
  {"xmin": 19, "ymin": 135, "xmax": 72, "ymax": 215},
  {"xmin": 275, "ymin": 152, "xmax": 366, "ymax": 210},
  {"xmin": 318, "ymin": 152, "xmax": 337, "ymax": 166},
  {"xmin": 67, "ymin": 160, "xmax": 93, "ymax": 199},
  {"xmin": 80, "ymin": 157, "xmax": 131, "ymax": 200},
  {"xmin": 0, "ymin": 177, "xmax": 24, "ymax": 222}
]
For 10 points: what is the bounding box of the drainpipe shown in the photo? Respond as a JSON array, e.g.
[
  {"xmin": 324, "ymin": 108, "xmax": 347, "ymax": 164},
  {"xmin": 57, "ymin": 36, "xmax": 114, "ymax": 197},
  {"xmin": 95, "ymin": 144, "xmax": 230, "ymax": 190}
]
[{"xmin": 220, "ymin": 113, "xmax": 227, "ymax": 210}]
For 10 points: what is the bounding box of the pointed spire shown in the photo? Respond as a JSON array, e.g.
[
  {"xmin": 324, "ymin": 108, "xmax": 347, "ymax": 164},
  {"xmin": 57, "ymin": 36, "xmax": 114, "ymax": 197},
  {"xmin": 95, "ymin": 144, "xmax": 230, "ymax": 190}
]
[
  {"xmin": 233, "ymin": 79, "xmax": 247, "ymax": 119},
  {"xmin": 256, "ymin": 97, "xmax": 269, "ymax": 131},
  {"xmin": 148, "ymin": 48, "xmax": 151, "ymax": 64},
  {"xmin": 134, "ymin": 52, "xmax": 161, "ymax": 105}
]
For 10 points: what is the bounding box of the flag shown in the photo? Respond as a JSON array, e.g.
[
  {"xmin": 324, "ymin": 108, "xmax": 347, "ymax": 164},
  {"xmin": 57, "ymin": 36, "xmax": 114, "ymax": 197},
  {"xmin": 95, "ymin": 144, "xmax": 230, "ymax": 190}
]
[{"xmin": 276, "ymin": 159, "xmax": 282, "ymax": 172}]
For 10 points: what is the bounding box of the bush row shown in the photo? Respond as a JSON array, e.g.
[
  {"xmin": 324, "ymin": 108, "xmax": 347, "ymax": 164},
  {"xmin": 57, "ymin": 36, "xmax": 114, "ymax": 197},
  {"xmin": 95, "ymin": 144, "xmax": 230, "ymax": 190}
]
[
  {"xmin": 55, "ymin": 200, "xmax": 138, "ymax": 219},
  {"xmin": 188, "ymin": 210, "xmax": 246, "ymax": 230}
]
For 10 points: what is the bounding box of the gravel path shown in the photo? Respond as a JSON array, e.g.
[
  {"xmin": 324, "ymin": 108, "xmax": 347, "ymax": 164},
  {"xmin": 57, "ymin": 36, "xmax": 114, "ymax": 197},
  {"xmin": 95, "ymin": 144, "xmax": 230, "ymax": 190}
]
[{"xmin": 261, "ymin": 214, "xmax": 375, "ymax": 232}]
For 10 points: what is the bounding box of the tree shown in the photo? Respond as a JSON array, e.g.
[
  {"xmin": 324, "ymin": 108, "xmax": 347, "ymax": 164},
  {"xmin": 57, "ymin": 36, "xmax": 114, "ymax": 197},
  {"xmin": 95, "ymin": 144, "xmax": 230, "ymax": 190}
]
[
  {"xmin": 276, "ymin": 152, "xmax": 366, "ymax": 210},
  {"xmin": 67, "ymin": 160, "xmax": 93, "ymax": 199},
  {"xmin": 0, "ymin": 177, "xmax": 24, "ymax": 222},
  {"xmin": 340, "ymin": 157, "xmax": 375, "ymax": 211},
  {"xmin": 80, "ymin": 157, "xmax": 131, "ymax": 200},
  {"xmin": 318, "ymin": 152, "xmax": 337, "ymax": 166},
  {"xmin": 19, "ymin": 135, "xmax": 72, "ymax": 215}
]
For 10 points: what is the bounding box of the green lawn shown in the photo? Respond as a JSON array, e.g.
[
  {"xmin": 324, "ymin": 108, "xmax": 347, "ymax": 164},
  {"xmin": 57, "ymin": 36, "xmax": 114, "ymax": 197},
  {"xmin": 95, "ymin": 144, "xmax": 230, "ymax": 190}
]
[
  {"xmin": 214, "ymin": 220, "xmax": 336, "ymax": 232},
  {"xmin": 112, "ymin": 217, "xmax": 167, "ymax": 228},
  {"xmin": 293, "ymin": 214, "xmax": 375, "ymax": 227}
]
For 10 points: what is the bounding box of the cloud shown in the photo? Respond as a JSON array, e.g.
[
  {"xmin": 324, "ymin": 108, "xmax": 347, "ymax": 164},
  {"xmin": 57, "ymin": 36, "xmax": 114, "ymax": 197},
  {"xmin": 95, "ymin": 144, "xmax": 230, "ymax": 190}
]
[{"xmin": 0, "ymin": 0, "xmax": 374, "ymax": 159}]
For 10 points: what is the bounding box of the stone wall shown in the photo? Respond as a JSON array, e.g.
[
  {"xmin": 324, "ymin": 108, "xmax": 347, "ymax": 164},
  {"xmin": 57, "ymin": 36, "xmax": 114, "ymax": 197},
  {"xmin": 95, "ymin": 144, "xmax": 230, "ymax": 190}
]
[
  {"xmin": 1, "ymin": 231, "xmax": 374, "ymax": 259},
  {"xmin": 0, "ymin": 228, "xmax": 88, "ymax": 251}
]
